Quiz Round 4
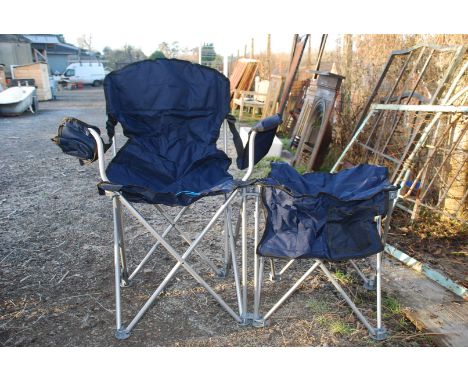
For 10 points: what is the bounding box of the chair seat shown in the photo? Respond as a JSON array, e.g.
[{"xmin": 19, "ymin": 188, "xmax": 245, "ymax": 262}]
[
  {"xmin": 98, "ymin": 137, "xmax": 237, "ymax": 206},
  {"xmin": 258, "ymin": 163, "xmax": 397, "ymax": 261}
]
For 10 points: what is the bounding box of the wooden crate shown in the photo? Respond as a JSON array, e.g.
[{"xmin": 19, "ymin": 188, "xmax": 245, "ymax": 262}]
[{"xmin": 12, "ymin": 63, "xmax": 52, "ymax": 101}]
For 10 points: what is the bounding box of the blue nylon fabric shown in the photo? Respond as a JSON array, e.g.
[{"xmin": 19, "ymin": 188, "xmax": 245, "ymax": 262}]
[
  {"xmin": 102, "ymin": 59, "xmax": 235, "ymax": 206},
  {"xmin": 258, "ymin": 163, "xmax": 396, "ymax": 261}
]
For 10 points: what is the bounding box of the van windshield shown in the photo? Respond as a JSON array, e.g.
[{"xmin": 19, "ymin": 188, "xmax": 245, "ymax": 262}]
[{"xmin": 64, "ymin": 69, "xmax": 75, "ymax": 77}]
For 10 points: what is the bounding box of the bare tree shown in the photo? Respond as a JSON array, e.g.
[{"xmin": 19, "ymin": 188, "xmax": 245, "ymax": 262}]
[{"xmin": 77, "ymin": 34, "xmax": 93, "ymax": 51}]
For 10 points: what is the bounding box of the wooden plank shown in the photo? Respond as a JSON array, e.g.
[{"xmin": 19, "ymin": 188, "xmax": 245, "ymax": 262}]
[
  {"xmin": 383, "ymin": 257, "xmax": 468, "ymax": 346},
  {"xmin": 0, "ymin": 66, "xmax": 6, "ymax": 88},
  {"xmin": 386, "ymin": 244, "xmax": 468, "ymax": 300},
  {"xmin": 12, "ymin": 63, "xmax": 52, "ymax": 101}
]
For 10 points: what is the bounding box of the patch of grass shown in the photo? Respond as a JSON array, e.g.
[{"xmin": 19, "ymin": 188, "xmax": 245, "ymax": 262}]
[
  {"xmin": 383, "ymin": 295, "xmax": 402, "ymax": 319},
  {"xmin": 280, "ymin": 137, "xmax": 297, "ymax": 155},
  {"xmin": 333, "ymin": 269, "xmax": 353, "ymax": 285},
  {"xmin": 294, "ymin": 164, "xmax": 309, "ymax": 175},
  {"xmin": 231, "ymin": 109, "xmax": 261, "ymax": 124},
  {"xmin": 329, "ymin": 320, "xmax": 355, "ymax": 336},
  {"xmin": 314, "ymin": 314, "xmax": 329, "ymax": 327},
  {"xmin": 306, "ymin": 298, "xmax": 330, "ymax": 315}
]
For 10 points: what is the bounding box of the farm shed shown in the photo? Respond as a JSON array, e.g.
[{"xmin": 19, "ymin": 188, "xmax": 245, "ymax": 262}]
[
  {"xmin": 0, "ymin": 34, "xmax": 33, "ymax": 77},
  {"xmin": 22, "ymin": 34, "xmax": 84, "ymax": 74}
]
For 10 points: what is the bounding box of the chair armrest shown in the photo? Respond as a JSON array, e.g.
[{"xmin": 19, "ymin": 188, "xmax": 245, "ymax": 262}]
[
  {"xmin": 251, "ymin": 114, "xmax": 283, "ymax": 132},
  {"xmin": 87, "ymin": 128, "xmax": 110, "ymax": 182}
]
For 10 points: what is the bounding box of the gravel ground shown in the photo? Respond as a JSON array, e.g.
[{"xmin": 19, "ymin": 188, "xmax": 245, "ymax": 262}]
[{"xmin": 0, "ymin": 87, "xmax": 433, "ymax": 346}]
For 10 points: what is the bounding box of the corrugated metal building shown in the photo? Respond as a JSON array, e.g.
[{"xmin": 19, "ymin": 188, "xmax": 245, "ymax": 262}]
[
  {"xmin": 0, "ymin": 35, "xmax": 33, "ymax": 77},
  {"xmin": 0, "ymin": 34, "xmax": 98, "ymax": 78}
]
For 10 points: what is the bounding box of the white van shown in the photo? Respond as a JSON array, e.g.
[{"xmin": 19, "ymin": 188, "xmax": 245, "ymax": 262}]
[{"xmin": 62, "ymin": 62, "xmax": 106, "ymax": 86}]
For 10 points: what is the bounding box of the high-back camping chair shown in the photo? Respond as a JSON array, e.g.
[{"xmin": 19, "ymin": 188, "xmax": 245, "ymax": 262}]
[{"xmin": 53, "ymin": 58, "xmax": 286, "ymax": 339}]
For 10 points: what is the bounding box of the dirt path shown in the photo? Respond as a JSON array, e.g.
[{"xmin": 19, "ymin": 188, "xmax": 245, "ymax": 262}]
[{"xmin": 0, "ymin": 87, "xmax": 433, "ymax": 346}]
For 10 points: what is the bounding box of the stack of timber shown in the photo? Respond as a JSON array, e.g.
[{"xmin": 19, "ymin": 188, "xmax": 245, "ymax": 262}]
[
  {"xmin": 12, "ymin": 63, "xmax": 52, "ymax": 101},
  {"xmin": 0, "ymin": 66, "xmax": 6, "ymax": 89},
  {"xmin": 230, "ymin": 58, "xmax": 259, "ymax": 97}
]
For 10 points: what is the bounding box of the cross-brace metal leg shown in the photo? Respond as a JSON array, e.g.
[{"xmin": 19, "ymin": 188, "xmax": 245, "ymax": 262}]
[
  {"xmin": 112, "ymin": 191, "xmax": 243, "ymax": 339},
  {"xmin": 253, "ymin": 257, "xmax": 387, "ymax": 340}
]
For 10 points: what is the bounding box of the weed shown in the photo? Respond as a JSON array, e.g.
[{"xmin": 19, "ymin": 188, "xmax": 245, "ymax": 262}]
[
  {"xmin": 333, "ymin": 269, "xmax": 353, "ymax": 285},
  {"xmin": 314, "ymin": 314, "xmax": 328, "ymax": 327},
  {"xmin": 383, "ymin": 295, "xmax": 402, "ymax": 318},
  {"xmin": 329, "ymin": 320, "xmax": 355, "ymax": 336}
]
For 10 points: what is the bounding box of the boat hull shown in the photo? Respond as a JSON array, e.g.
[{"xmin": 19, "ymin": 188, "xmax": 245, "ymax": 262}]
[{"xmin": 0, "ymin": 86, "xmax": 37, "ymax": 116}]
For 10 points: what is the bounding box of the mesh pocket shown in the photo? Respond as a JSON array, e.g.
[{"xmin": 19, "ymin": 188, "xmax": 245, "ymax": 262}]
[{"xmin": 326, "ymin": 206, "xmax": 382, "ymax": 261}]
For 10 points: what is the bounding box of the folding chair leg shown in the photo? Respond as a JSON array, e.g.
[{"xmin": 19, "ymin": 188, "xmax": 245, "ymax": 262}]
[
  {"xmin": 261, "ymin": 260, "xmax": 321, "ymax": 323},
  {"xmin": 234, "ymin": 207, "xmax": 241, "ymax": 244},
  {"xmin": 220, "ymin": 204, "xmax": 232, "ymax": 278},
  {"xmin": 271, "ymin": 259, "xmax": 295, "ymax": 282},
  {"xmin": 374, "ymin": 216, "xmax": 387, "ymax": 339},
  {"xmin": 253, "ymin": 256, "xmax": 264, "ymax": 324},
  {"xmin": 114, "ymin": 196, "xmax": 129, "ymax": 287},
  {"xmin": 253, "ymin": 187, "xmax": 262, "ymax": 321},
  {"xmin": 129, "ymin": 206, "xmax": 189, "ymax": 281},
  {"xmin": 154, "ymin": 205, "xmax": 224, "ymax": 277},
  {"xmin": 375, "ymin": 251, "xmax": 386, "ymax": 339},
  {"xmin": 119, "ymin": 192, "xmax": 242, "ymax": 336},
  {"xmin": 319, "ymin": 261, "xmax": 386, "ymax": 340},
  {"xmin": 112, "ymin": 196, "xmax": 129, "ymax": 339},
  {"xmin": 241, "ymin": 188, "xmax": 248, "ymax": 322},
  {"xmin": 269, "ymin": 258, "xmax": 279, "ymax": 281},
  {"xmin": 350, "ymin": 260, "xmax": 376, "ymax": 290},
  {"xmin": 226, "ymin": 205, "xmax": 243, "ymax": 316}
]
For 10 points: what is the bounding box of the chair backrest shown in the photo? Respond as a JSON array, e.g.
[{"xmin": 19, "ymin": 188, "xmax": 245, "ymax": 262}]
[
  {"xmin": 261, "ymin": 75, "xmax": 283, "ymax": 118},
  {"xmin": 254, "ymin": 79, "xmax": 270, "ymax": 102},
  {"xmin": 104, "ymin": 59, "xmax": 230, "ymax": 146}
]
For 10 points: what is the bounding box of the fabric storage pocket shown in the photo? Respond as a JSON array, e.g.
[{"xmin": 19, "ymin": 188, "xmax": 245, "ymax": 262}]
[
  {"xmin": 326, "ymin": 205, "xmax": 383, "ymax": 261},
  {"xmin": 54, "ymin": 137, "xmax": 96, "ymax": 162},
  {"xmin": 257, "ymin": 187, "xmax": 300, "ymax": 259},
  {"xmin": 52, "ymin": 117, "xmax": 101, "ymax": 165}
]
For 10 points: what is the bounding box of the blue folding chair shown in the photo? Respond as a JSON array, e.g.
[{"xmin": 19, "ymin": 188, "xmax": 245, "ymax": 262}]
[
  {"xmin": 53, "ymin": 58, "xmax": 285, "ymax": 338},
  {"xmin": 251, "ymin": 162, "xmax": 398, "ymax": 340}
]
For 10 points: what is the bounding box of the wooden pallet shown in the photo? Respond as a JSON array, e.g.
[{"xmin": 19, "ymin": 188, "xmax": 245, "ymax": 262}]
[{"xmin": 230, "ymin": 58, "xmax": 259, "ymax": 97}]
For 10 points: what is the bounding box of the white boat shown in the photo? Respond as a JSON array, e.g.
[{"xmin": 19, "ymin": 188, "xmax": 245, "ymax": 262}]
[{"xmin": 0, "ymin": 86, "xmax": 38, "ymax": 116}]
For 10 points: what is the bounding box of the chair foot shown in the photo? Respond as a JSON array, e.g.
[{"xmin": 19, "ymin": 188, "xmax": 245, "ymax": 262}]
[
  {"xmin": 239, "ymin": 313, "xmax": 254, "ymax": 326},
  {"xmin": 363, "ymin": 277, "xmax": 376, "ymax": 291},
  {"xmin": 217, "ymin": 268, "xmax": 228, "ymax": 279},
  {"xmin": 371, "ymin": 327, "xmax": 387, "ymax": 341},
  {"xmin": 120, "ymin": 279, "xmax": 131, "ymax": 287},
  {"xmin": 269, "ymin": 273, "xmax": 282, "ymax": 282},
  {"xmin": 120, "ymin": 271, "xmax": 131, "ymax": 287},
  {"xmin": 252, "ymin": 317, "xmax": 269, "ymax": 328},
  {"xmin": 115, "ymin": 328, "xmax": 130, "ymax": 340}
]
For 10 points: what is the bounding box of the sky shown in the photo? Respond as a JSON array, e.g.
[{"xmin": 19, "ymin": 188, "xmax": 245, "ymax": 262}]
[
  {"xmin": 62, "ymin": 32, "xmax": 337, "ymax": 57},
  {"xmin": 2, "ymin": 0, "xmax": 463, "ymax": 57}
]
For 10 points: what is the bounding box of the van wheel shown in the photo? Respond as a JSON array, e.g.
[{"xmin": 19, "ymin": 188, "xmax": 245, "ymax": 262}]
[{"xmin": 92, "ymin": 80, "xmax": 102, "ymax": 87}]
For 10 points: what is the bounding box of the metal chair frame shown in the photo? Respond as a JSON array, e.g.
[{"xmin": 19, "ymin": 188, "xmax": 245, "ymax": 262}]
[
  {"xmin": 88, "ymin": 123, "xmax": 260, "ymax": 339},
  {"xmin": 248, "ymin": 108, "xmax": 401, "ymax": 340}
]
